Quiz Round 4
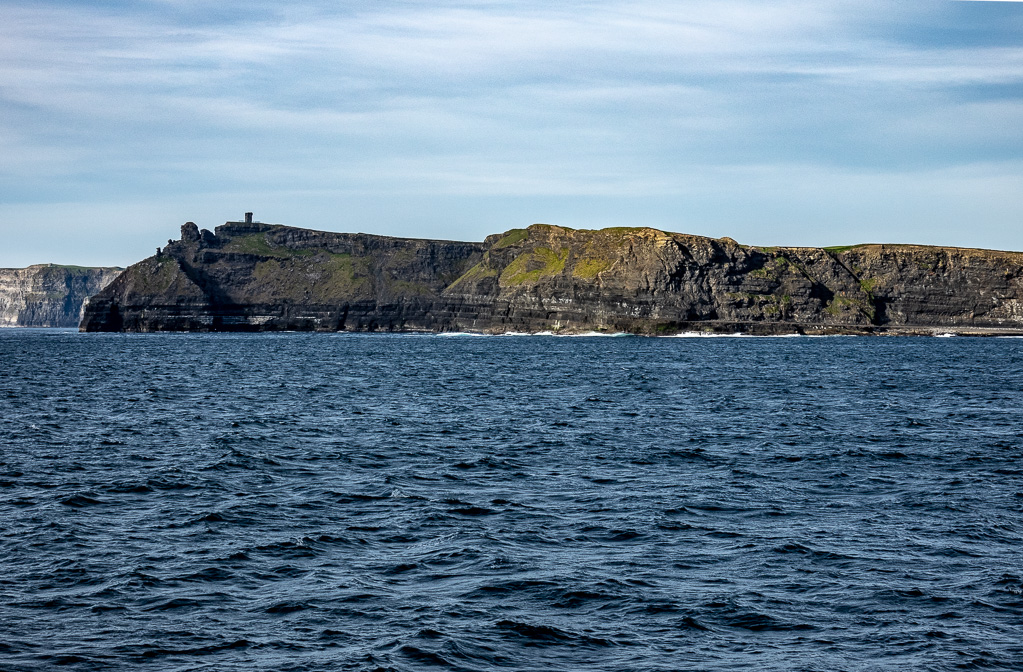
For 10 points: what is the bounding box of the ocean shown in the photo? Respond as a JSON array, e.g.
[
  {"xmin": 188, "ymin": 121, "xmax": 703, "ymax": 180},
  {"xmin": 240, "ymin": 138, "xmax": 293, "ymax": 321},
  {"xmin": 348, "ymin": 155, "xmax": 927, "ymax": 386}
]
[{"xmin": 1, "ymin": 330, "xmax": 1021, "ymax": 671}]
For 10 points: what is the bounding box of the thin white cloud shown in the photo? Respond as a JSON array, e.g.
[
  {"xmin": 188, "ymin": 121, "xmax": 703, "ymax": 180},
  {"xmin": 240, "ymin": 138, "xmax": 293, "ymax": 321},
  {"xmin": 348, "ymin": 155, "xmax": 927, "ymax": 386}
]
[{"xmin": 1, "ymin": 0, "xmax": 1022, "ymax": 264}]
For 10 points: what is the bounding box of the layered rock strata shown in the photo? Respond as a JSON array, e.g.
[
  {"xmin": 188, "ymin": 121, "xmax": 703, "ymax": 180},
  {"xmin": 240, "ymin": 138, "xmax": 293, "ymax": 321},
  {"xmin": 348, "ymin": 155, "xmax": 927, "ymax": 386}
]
[
  {"xmin": 80, "ymin": 220, "xmax": 1023, "ymax": 335},
  {"xmin": 1, "ymin": 265, "xmax": 122, "ymax": 327}
]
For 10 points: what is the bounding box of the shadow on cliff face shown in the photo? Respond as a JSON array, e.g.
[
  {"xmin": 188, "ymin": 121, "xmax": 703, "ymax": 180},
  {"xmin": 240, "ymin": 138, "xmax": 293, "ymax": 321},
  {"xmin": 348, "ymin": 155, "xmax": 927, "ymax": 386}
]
[{"xmin": 100, "ymin": 303, "xmax": 123, "ymax": 331}]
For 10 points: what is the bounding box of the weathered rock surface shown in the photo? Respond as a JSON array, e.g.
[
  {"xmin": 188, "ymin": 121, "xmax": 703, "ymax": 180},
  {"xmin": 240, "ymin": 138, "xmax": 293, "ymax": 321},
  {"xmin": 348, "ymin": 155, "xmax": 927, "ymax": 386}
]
[
  {"xmin": 1, "ymin": 265, "xmax": 122, "ymax": 327},
  {"xmin": 80, "ymin": 219, "xmax": 1023, "ymax": 335}
]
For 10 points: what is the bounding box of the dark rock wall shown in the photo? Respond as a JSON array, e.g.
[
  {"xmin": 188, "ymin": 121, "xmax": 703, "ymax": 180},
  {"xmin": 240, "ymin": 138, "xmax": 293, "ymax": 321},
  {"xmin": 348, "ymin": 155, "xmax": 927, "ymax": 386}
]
[
  {"xmin": 81, "ymin": 221, "xmax": 487, "ymax": 332},
  {"xmin": 80, "ymin": 221, "xmax": 1023, "ymax": 334}
]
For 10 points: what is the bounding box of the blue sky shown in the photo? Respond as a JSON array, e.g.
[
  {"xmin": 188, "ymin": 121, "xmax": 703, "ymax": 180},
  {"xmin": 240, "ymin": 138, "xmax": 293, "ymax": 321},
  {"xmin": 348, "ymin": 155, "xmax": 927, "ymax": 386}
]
[{"xmin": 1, "ymin": 0, "xmax": 1021, "ymax": 266}]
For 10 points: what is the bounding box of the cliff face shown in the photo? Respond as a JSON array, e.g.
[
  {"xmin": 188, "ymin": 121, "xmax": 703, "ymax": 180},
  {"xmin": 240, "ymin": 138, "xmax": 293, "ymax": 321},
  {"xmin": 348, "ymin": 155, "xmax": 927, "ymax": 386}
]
[
  {"xmin": 0, "ymin": 265, "xmax": 122, "ymax": 327},
  {"xmin": 80, "ymin": 221, "xmax": 486, "ymax": 332},
  {"xmin": 80, "ymin": 221, "xmax": 1023, "ymax": 334}
]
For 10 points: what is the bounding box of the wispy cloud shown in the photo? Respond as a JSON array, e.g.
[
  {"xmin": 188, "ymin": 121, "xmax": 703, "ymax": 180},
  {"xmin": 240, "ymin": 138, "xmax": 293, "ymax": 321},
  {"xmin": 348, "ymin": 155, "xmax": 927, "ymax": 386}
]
[{"xmin": 1, "ymin": 0, "xmax": 1022, "ymax": 265}]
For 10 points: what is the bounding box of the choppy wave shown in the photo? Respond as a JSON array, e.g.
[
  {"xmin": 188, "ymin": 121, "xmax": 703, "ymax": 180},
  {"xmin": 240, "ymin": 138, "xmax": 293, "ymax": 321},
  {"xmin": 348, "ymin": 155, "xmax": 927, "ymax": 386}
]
[{"xmin": 2, "ymin": 330, "xmax": 1022, "ymax": 670}]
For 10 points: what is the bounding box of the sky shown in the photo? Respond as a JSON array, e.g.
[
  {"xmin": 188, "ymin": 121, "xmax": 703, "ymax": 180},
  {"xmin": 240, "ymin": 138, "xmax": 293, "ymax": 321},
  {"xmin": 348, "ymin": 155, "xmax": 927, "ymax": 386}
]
[{"xmin": 1, "ymin": 0, "xmax": 1022, "ymax": 267}]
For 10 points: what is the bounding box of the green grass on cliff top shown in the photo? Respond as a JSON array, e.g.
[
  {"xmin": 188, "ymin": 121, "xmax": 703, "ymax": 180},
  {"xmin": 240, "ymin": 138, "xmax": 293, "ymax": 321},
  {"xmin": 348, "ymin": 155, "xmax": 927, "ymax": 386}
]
[
  {"xmin": 822, "ymin": 244, "xmax": 870, "ymax": 253},
  {"xmin": 222, "ymin": 233, "xmax": 316, "ymax": 257},
  {"xmin": 598, "ymin": 226, "xmax": 661, "ymax": 234},
  {"xmin": 492, "ymin": 229, "xmax": 529, "ymax": 249},
  {"xmin": 29, "ymin": 263, "xmax": 122, "ymax": 272}
]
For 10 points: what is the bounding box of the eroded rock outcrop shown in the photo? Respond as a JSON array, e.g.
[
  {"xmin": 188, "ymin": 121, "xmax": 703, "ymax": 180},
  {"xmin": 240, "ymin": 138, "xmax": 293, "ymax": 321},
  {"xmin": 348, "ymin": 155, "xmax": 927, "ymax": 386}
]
[
  {"xmin": 0, "ymin": 265, "xmax": 122, "ymax": 327},
  {"xmin": 79, "ymin": 219, "xmax": 1023, "ymax": 334}
]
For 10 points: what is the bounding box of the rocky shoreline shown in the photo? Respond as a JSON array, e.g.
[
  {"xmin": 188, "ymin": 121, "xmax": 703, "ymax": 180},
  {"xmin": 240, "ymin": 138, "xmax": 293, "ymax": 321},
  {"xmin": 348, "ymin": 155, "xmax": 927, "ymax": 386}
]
[{"xmin": 80, "ymin": 217, "xmax": 1023, "ymax": 335}]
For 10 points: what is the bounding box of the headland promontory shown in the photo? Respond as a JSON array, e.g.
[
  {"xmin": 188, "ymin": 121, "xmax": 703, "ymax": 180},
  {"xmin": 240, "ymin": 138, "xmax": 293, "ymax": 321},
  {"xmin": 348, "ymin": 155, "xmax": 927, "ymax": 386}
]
[{"xmin": 79, "ymin": 215, "xmax": 1023, "ymax": 335}]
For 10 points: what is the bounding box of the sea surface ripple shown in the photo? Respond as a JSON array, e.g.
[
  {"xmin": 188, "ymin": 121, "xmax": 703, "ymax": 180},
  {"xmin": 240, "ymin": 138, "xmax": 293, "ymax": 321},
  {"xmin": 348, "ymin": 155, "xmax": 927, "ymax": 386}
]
[{"xmin": 1, "ymin": 331, "xmax": 1022, "ymax": 671}]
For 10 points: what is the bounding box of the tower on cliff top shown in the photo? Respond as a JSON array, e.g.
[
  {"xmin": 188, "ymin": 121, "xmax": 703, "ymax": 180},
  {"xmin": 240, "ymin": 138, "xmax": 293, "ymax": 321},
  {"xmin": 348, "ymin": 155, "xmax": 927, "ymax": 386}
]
[{"xmin": 245, "ymin": 212, "xmax": 253, "ymax": 224}]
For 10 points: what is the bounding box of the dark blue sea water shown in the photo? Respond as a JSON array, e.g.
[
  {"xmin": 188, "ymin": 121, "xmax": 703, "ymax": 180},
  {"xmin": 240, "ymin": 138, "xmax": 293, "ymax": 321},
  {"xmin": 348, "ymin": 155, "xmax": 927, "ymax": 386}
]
[{"xmin": 2, "ymin": 330, "xmax": 1022, "ymax": 671}]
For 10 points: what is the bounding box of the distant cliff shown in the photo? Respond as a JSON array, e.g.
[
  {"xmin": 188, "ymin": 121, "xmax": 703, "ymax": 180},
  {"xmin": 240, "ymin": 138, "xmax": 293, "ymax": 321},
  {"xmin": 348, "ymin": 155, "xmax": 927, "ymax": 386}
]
[
  {"xmin": 0, "ymin": 265, "xmax": 122, "ymax": 328},
  {"xmin": 80, "ymin": 219, "xmax": 1023, "ymax": 335}
]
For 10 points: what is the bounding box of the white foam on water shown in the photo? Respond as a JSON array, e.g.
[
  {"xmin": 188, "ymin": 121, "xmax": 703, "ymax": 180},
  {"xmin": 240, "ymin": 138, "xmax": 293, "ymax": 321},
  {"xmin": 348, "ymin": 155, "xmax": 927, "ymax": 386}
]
[
  {"xmin": 660, "ymin": 332, "xmax": 842, "ymax": 339},
  {"xmin": 557, "ymin": 331, "xmax": 634, "ymax": 337},
  {"xmin": 660, "ymin": 332, "xmax": 749, "ymax": 338},
  {"xmin": 499, "ymin": 331, "xmax": 633, "ymax": 337}
]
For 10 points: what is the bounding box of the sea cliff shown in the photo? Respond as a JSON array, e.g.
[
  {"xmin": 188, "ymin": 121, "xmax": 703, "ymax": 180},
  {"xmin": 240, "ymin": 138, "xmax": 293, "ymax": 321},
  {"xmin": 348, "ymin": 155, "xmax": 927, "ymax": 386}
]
[
  {"xmin": 80, "ymin": 219, "xmax": 1023, "ymax": 335},
  {"xmin": 1, "ymin": 265, "xmax": 122, "ymax": 327}
]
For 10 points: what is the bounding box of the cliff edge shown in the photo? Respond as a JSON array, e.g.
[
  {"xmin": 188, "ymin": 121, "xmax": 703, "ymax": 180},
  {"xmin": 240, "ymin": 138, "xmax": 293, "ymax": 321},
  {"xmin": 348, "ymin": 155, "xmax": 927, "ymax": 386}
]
[
  {"xmin": 79, "ymin": 219, "xmax": 1023, "ymax": 335},
  {"xmin": 1, "ymin": 265, "xmax": 122, "ymax": 327}
]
